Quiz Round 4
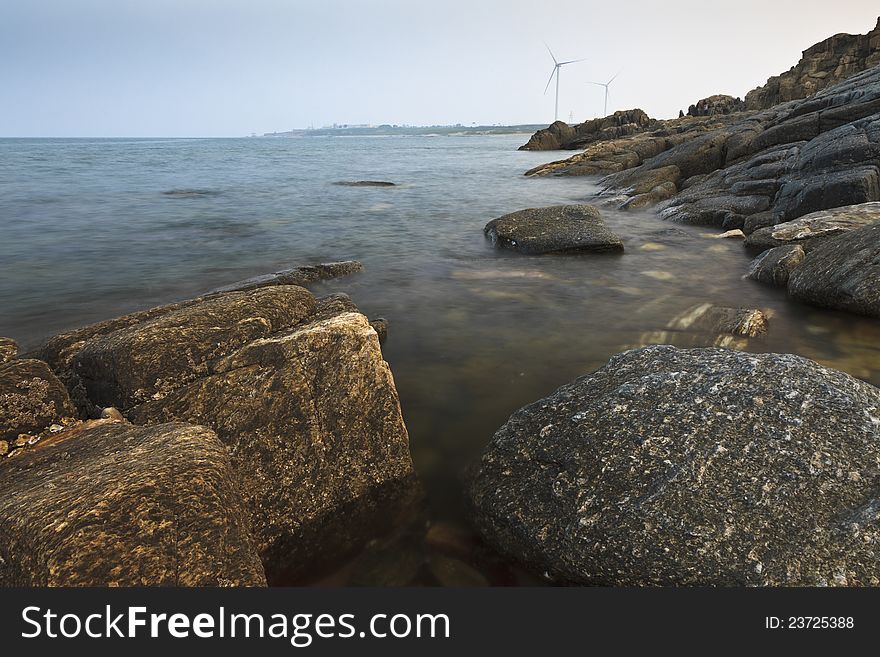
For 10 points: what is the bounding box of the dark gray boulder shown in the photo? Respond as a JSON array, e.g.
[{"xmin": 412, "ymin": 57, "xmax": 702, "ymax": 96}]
[
  {"xmin": 788, "ymin": 222, "xmax": 880, "ymax": 317},
  {"xmin": 483, "ymin": 205, "xmax": 624, "ymax": 255},
  {"xmin": 0, "ymin": 421, "xmax": 266, "ymax": 586},
  {"xmin": 746, "ymin": 244, "xmax": 806, "ymax": 286},
  {"xmin": 467, "ymin": 346, "xmax": 880, "ymax": 586}
]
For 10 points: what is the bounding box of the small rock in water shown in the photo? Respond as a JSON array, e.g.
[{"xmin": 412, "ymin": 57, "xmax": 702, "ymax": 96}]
[
  {"xmin": 746, "ymin": 244, "xmax": 806, "ymax": 287},
  {"xmin": 333, "ymin": 180, "xmax": 396, "ymax": 187},
  {"xmin": 483, "ymin": 205, "xmax": 624, "ymax": 255},
  {"xmin": 638, "ymin": 242, "xmax": 666, "ymax": 251},
  {"xmin": 161, "ymin": 189, "xmax": 220, "ymax": 198},
  {"xmin": 641, "ymin": 270, "xmax": 675, "ymax": 281},
  {"xmin": 369, "ymin": 318, "xmax": 389, "ymax": 345},
  {"xmin": 716, "ymin": 229, "xmax": 745, "ymax": 239}
]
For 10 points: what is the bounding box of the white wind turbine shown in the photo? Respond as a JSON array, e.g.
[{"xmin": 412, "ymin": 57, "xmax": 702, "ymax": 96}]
[
  {"xmin": 588, "ymin": 70, "xmax": 622, "ymax": 117},
  {"xmin": 543, "ymin": 43, "xmax": 587, "ymax": 123}
]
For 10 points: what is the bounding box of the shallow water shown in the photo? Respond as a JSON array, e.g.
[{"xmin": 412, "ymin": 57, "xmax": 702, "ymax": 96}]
[{"xmin": 2, "ymin": 135, "xmax": 880, "ymax": 584}]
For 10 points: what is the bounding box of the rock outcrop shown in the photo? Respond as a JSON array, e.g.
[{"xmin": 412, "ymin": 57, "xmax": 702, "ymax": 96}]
[
  {"xmin": 34, "ymin": 286, "xmax": 418, "ymax": 583},
  {"xmin": 524, "ymin": 18, "xmax": 880, "ymax": 247},
  {"xmin": 467, "ymin": 346, "xmax": 880, "ymax": 586},
  {"xmin": 0, "ymin": 421, "xmax": 266, "ymax": 586},
  {"xmin": 1, "ymin": 358, "xmax": 75, "ymax": 443},
  {"xmin": 744, "ymin": 18, "xmax": 880, "ymax": 110},
  {"xmin": 483, "ymin": 205, "xmax": 623, "ymax": 255},
  {"xmin": 687, "ymin": 94, "xmax": 745, "ymax": 117},
  {"xmin": 519, "ymin": 110, "xmax": 654, "ymax": 151}
]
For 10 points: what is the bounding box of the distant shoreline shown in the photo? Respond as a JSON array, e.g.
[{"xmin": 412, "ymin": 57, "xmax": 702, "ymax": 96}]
[{"xmin": 261, "ymin": 124, "xmax": 546, "ymax": 138}]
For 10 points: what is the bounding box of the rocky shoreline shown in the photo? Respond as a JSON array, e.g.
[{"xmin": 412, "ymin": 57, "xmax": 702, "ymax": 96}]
[{"xmin": 3, "ymin": 18, "xmax": 880, "ymax": 587}]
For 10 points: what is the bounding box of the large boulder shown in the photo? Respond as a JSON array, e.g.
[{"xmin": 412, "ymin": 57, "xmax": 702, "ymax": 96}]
[
  {"xmin": 518, "ymin": 111, "xmax": 654, "ymax": 151},
  {"xmin": 0, "ymin": 358, "xmax": 75, "ymax": 443},
  {"xmin": 467, "ymin": 346, "xmax": 880, "ymax": 586},
  {"xmin": 483, "ymin": 205, "xmax": 623, "ymax": 255},
  {"xmin": 0, "ymin": 421, "xmax": 266, "ymax": 586},
  {"xmin": 37, "ymin": 287, "xmax": 417, "ymax": 584},
  {"xmin": 788, "ymin": 222, "xmax": 880, "ymax": 317}
]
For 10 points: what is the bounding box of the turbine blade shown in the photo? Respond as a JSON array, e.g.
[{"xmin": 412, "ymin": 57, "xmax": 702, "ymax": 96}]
[
  {"xmin": 607, "ymin": 69, "xmax": 622, "ymax": 85},
  {"xmin": 543, "ymin": 67, "xmax": 557, "ymax": 94},
  {"xmin": 559, "ymin": 58, "xmax": 588, "ymax": 65},
  {"xmin": 543, "ymin": 42, "xmax": 558, "ymax": 65},
  {"xmin": 586, "ymin": 81, "xmax": 605, "ymax": 87}
]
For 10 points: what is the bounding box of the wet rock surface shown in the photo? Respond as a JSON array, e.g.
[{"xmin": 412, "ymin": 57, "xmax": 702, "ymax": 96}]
[
  {"xmin": 746, "ymin": 244, "xmax": 806, "ymax": 286},
  {"xmin": 208, "ymin": 260, "xmax": 364, "ymax": 294},
  {"xmin": 0, "ymin": 358, "xmax": 75, "ymax": 443},
  {"xmin": 484, "ymin": 205, "xmax": 624, "ymax": 255},
  {"xmin": 0, "ymin": 421, "xmax": 266, "ymax": 586},
  {"xmin": 467, "ymin": 345, "xmax": 880, "ymax": 586}
]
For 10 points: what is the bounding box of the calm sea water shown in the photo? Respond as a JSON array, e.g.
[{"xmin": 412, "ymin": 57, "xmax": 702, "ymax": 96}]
[{"xmin": 3, "ymin": 135, "xmax": 880, "ymax": 583}]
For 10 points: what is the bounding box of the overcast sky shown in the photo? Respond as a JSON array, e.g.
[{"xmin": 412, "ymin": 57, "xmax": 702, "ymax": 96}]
[{"xmin": 2, "ymin": 0, "xmax": 877, "ymax": 136}]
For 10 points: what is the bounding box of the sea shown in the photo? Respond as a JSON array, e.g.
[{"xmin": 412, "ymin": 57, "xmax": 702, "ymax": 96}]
[{"xmin": 2, "ymin": 135, "xmax": 879, "ymax": 583}]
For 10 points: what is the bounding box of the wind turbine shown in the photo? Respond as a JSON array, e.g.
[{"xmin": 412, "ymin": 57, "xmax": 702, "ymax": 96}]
[
  {"xmin": 588, "ymin": 71, "xmax": 622, "ymax": 117},
  {"xmin": 543, "ymin": 43, "xmax": 587, "ymax": 123}
]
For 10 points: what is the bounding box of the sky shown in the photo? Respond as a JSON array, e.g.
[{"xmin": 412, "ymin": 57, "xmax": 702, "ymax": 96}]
[{"xmin": 1, "ymin": 0, "xmax": 878, "ymax": 137}]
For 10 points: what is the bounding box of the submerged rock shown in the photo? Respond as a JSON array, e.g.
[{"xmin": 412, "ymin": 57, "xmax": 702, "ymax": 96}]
[
  {"xmin": 0, "ymin": 422, "xmax": 266, "ymax": 586},
  {"xmin": 665, "ymin": 303, "xmax": 768, "ymax": 337},
  {"xmin": 208, "ymin": 260, "xmax": 364, "ymax": 294},
  {"xmin": 0, "ymin": 337, "xmax": 17, "ymax": 365},
  {"xmin": 333, "ymin": 180, "xmax": 396, "ymax": 187},
  {"xmin": 40, "ymin": 287, "xmax": 418, "ymax": 584},
  {"xmin": 483, "ymin": 205, "xmax": 624, "ymax": 255},
  {"xmin": 0, "ymin": 359, "xmax": 75, "ymax": 443},
  {"xmin": 467, "ymin": 346, "xmax": 880, "ymax": 586}
]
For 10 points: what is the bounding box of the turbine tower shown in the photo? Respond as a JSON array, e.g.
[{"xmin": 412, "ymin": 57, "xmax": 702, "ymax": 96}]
[
  {"xmin": 588, "ymin": 71, "xmax": 622, "ymax": 117},
  {"xmin": 543, "ymin": 43, "xmax": 586, "ymax": 123}
]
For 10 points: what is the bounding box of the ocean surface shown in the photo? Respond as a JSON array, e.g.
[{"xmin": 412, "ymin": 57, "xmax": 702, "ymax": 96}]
[{"xmin": 3, "ymin": 135, "xmax": 880, "ymax": 583}]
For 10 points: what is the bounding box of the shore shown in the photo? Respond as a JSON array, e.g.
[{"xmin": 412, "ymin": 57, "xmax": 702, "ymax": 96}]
[{"xmin": 2, "ymin": 17, "xmax": 880, "ymax": 587}]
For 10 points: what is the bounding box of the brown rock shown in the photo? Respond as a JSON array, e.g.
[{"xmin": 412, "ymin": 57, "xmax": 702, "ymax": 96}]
[
  {"xmin": 73, "ymin": 286, "xmax": 316, "ymax": 410},
  {"xmin": 0, "ymin": 422, "xmax": 266, "ymax": 586},
  {"xmin": 0, "ymin": 337, "xmax": 17, "ymax": 365},
  {"xmin": 0, "ymin": 359, "xmax": 75, "ymax": 443}
]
